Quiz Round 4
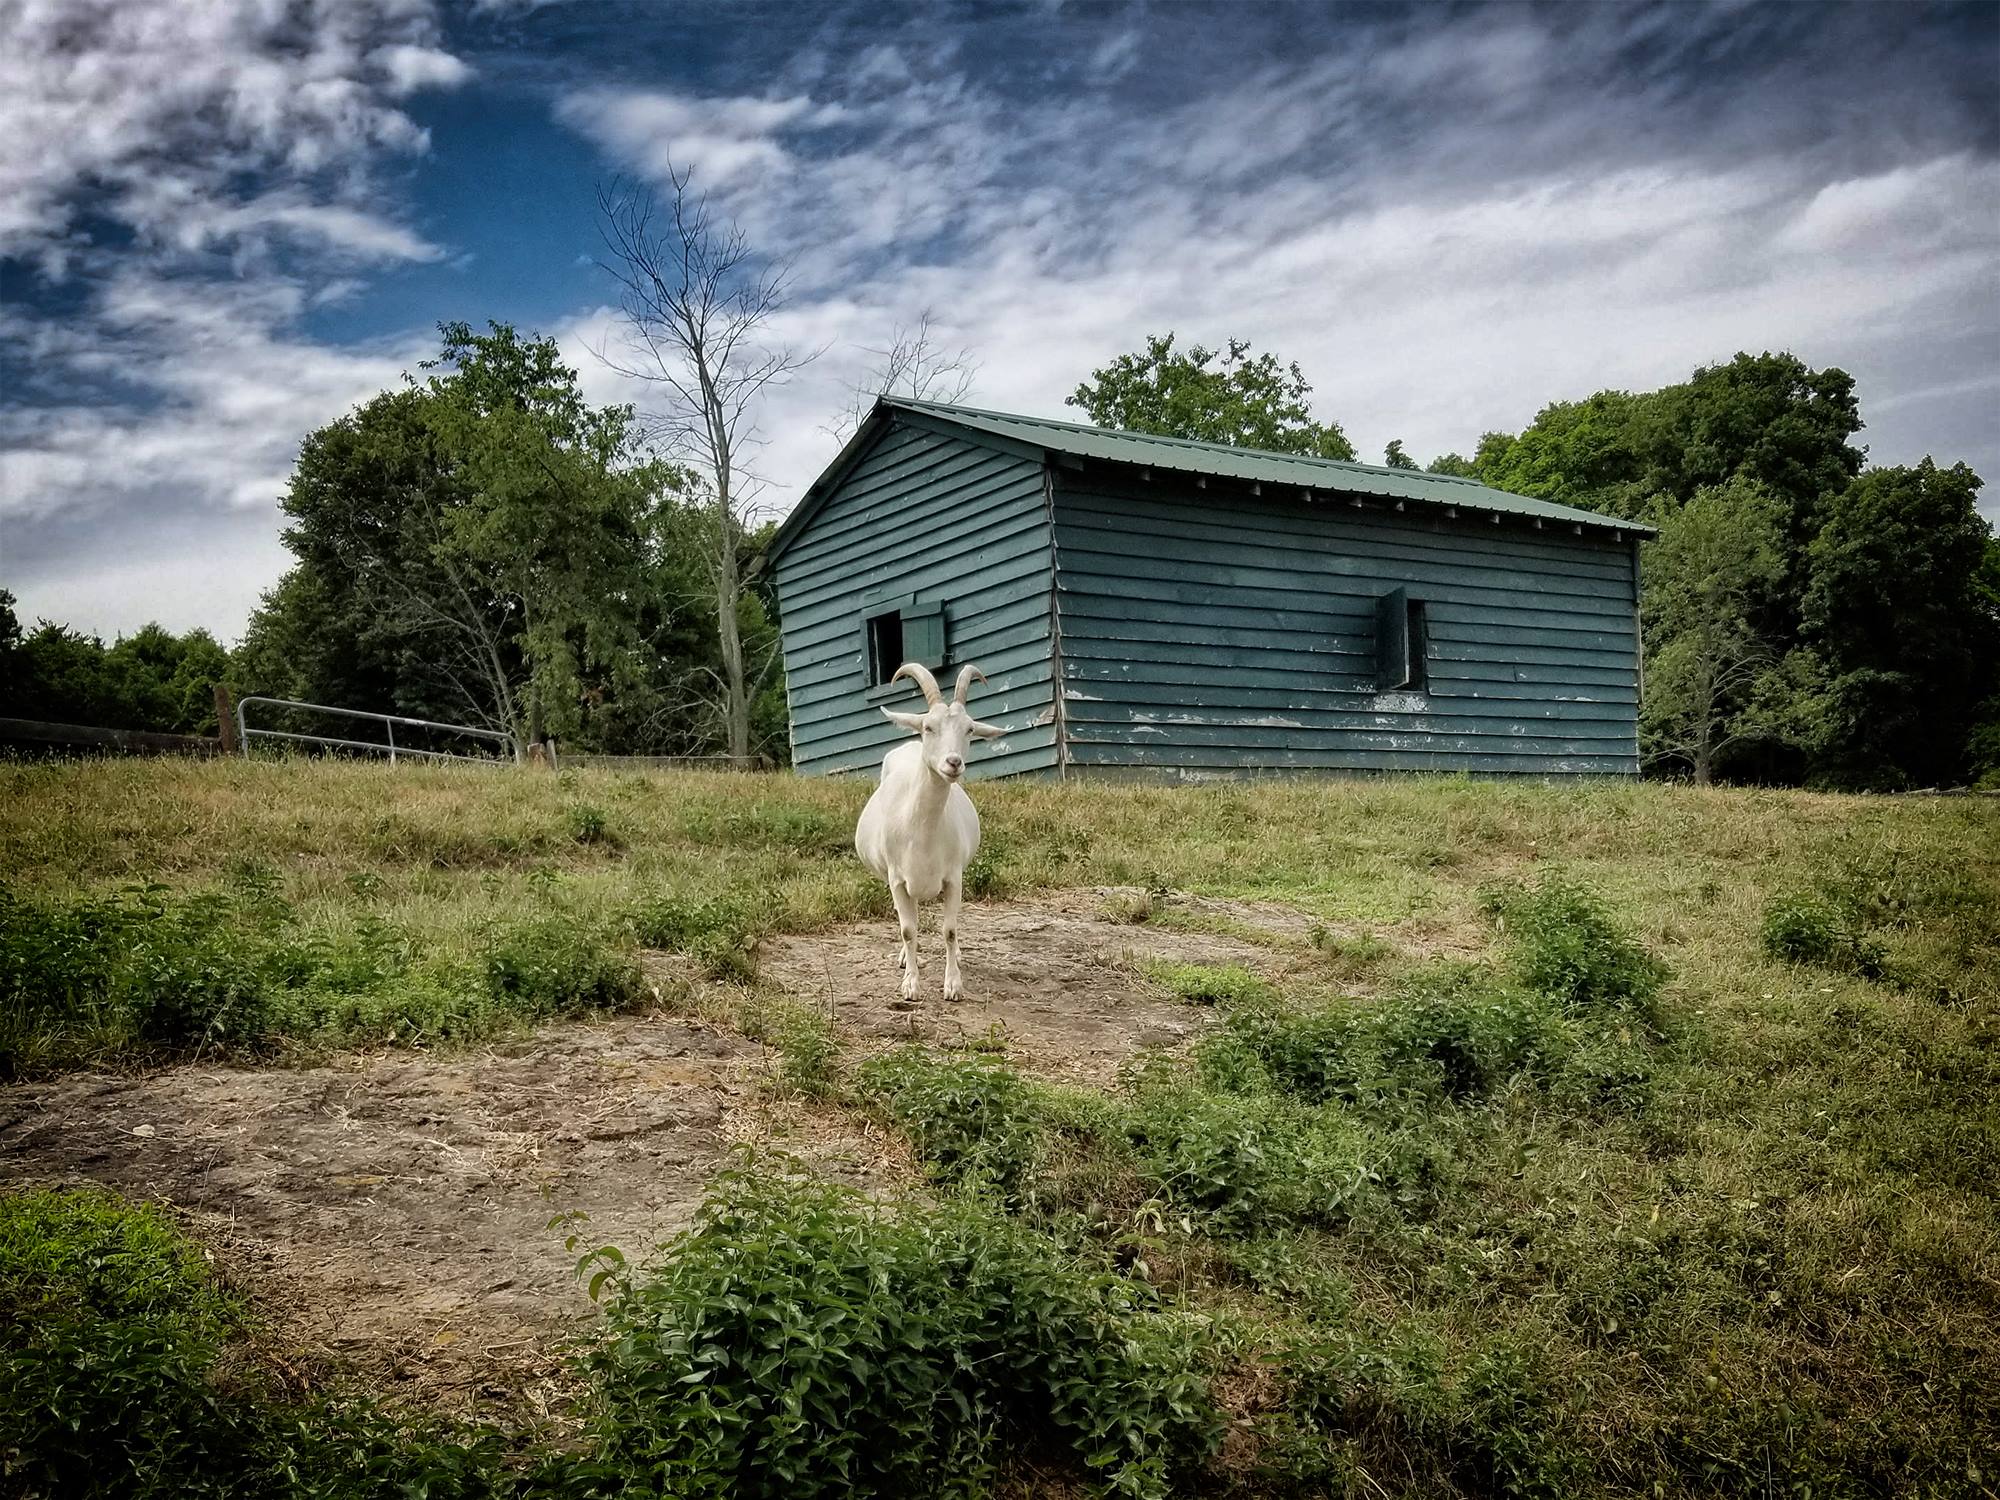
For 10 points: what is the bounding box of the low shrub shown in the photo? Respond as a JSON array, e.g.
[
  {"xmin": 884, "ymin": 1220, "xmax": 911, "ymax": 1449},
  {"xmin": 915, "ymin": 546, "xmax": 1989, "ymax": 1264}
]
[
  {"xmin": 586, "ymin": 1161, "xmax": 1223, "ymax": 1499},
  {"xmin": 1195, "ymin": 960, "xmax": 1656, "ymax": 1128},
  {"xmin": 1760, "ymin": 892, "xmax": 1887, "ymax": 978},
  {"xmin": 0, "ymin": 884, "xmax": 280, "ymax": 1075},
  {"xmin": 1125, "ymin": 1070, "xmax": 1381, "ymax": 1234},
  {"xmin": 483, "ymin": 915, "xmax": 644, "ymax": 1017},
  {"xmin": 856, "ymin": 1046, "xmax": 1043, "ymax": 1202},
  {"xmin": 740, "ymin": 997, "xmax": 840, "ymax": 1099},
  {"xmin": 1262, "ymin": 1322, "xmax": 1582, "ymax": 1499},
  {"xmin": 0, "ymin": 1185, "xmax": 530, "ymax": 1500},
  {"xmin": 566, "ymin": 803, "xmax": 615, "ymax": 846},
  {"xmin": 628, "ymin": 889, "xmax": 760, "ymax": 981},
  {"xmin": 1489, "ymin": 875, "xmax": 1669, "ymax": 1025},
  {"xmin": 1140, "ymin": 958, "xmax": 1275, "ymax": 1008}
]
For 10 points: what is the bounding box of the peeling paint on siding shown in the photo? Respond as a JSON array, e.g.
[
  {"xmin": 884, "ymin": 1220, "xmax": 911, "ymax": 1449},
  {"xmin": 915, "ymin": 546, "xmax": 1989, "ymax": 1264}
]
[{"xmin": 1367, "ymin": 692, "xmax": 1429, "ymax": 713}]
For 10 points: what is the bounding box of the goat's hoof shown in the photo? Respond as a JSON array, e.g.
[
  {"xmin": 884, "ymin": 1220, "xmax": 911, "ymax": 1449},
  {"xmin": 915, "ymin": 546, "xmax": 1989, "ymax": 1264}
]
[
  {"xmin": 942, "ymin": 983, "xmax": 963, "ymax": 1003},
  {"xmin": 898, "ymin": 977, "xmax": 920, "ymax": 1003}
]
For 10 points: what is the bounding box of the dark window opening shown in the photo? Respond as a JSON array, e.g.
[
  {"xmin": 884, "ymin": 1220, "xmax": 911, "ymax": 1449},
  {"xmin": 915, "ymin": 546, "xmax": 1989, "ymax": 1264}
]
[
  {"xmin": 1374, "ymin": 586, "xmax": 1429, "ymax": 694},
  {"xmin": 864, "ymin": 598, "xmax": 947, "ymax": 686},
  {"xmin": 866, "ymin": 610, "xmax": 904, "ymax": 686}
]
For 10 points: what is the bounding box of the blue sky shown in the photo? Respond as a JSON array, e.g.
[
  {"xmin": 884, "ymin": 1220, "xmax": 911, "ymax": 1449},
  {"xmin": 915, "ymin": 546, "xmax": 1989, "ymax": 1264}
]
[{"xmin": 3, "ymin": 0, "xmax": 1996, "ymax": 641}]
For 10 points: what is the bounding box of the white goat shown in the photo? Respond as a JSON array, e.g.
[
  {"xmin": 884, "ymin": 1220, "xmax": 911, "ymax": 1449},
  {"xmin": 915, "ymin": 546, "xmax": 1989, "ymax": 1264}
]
[{"xmin": 854, "ymin": 661, "xmax": 1004, "ymax": 1004}]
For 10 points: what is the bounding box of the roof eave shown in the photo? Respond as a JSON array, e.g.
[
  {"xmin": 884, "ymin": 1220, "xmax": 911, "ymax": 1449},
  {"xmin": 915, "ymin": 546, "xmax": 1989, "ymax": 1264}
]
[{"xmin": 756, "ymin": 398, "xmax": 901, "ymax": 573}]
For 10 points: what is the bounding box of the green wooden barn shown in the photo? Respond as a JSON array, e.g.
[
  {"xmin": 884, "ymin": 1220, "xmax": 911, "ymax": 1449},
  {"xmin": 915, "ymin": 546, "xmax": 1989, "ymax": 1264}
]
[{"xmin": 762, "ymin": 398, "xmax": 1654, "ymax": 781}]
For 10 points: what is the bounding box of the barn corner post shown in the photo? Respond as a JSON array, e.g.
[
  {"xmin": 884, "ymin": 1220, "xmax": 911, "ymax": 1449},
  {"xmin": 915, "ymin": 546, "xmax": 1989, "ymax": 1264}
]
[
  {"xmin": 1042, "ymin": 461, "xmax": 1071, "ymax": 781},
  {"xmin": 1630, "ymin": 534, "xmax": 1645, "ymax": 776}
]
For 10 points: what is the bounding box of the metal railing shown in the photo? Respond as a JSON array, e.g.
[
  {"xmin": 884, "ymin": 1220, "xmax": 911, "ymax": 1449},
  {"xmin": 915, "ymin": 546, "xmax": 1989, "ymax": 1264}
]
[{"xmin": 235, "ymin": 697, "xmax": 515, "ymax": 766}]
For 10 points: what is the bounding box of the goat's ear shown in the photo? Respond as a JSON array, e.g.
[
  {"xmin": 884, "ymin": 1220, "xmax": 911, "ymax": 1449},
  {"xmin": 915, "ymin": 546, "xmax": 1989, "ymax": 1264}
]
[
  {"xmin": 967, "ymin": 718, "xmax": 1006, "ymax": 740},
  {"xmin": 880, "ymin": 707, "xmax": 927, "ymax": 734}
]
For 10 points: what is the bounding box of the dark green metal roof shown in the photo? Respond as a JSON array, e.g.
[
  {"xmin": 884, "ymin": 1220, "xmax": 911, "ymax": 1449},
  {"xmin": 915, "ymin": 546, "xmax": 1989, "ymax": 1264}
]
[{"xmin": 764, "ymin": 396, "xmax": 1652, "ymax": 567}]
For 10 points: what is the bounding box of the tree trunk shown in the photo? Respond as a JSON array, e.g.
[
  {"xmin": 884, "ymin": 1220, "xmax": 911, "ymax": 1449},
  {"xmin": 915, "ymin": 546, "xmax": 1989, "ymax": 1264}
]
[{"xmin": 714, "ymin": 498, "xmax": 750, "ymax": 765}]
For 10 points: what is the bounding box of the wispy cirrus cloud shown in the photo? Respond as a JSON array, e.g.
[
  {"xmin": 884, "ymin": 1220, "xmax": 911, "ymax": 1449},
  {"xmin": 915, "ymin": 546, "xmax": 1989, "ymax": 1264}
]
[
  {"xmin": 1, "ymin": 0, "xmax": 470, "ymax": 634},
  {"xmin": 552, "ymin": 7, "xmax": 2000, "ymax": 542},
  {"xmin": 5, "ymin": 0, "xmax": 1995, "ymax": 642},
  {"xmin": 0, "ymin": 0, "xmax": 460, "ymax": 264}
]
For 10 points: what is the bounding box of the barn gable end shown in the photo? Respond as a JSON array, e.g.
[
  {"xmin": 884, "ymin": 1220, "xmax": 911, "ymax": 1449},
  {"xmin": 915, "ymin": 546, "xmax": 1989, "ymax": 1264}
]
[{"xmin": 768, "ymin": 417, "xmax": 1061, "ymax": 778}]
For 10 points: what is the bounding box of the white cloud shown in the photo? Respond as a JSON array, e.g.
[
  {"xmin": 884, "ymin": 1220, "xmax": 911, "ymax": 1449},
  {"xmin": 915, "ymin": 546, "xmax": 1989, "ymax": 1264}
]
[
  {"xmin": 1778, "ymin": 155, "xmax": 2000, "ymax": 260},
  {"xmin": 0, "ymin": 0, "xmax": 467, "ymax": 636},
  {"xmin": 0, "ymin": 0, "xmax": 462, "ymax": 260},
  {"xmin": 373, "ymin": 42, "xmax": 473, "ymax": 97},
  {"xmin": 556, "ymin": 89, "xmax": 841, "ymax": 192},
  {"xmin": 2, "ymin": 272, "xmax": 428, "ymax": 528},
  {"xmin": 556, "ymin": 46, "xmax": 2000, "ymax": 529},
  {"xmin": 10, "ymin": 520, "xmax": 297, "ymax": 645}
]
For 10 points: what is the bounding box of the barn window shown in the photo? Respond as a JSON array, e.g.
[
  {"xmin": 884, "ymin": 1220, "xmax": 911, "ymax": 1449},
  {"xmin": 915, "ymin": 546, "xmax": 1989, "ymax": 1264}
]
[
  {"xmin": 1375, "ymin": 587, "xmax": 1428, "ymax": 693},
  {"xmin": 864, "ymin": 598, "xmax": 946, "ymax": 686}
]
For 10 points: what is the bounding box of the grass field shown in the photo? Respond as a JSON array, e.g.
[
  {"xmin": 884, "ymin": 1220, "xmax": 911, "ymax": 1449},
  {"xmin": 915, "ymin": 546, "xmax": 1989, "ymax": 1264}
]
[{"xmin": 2, "ymin": 758, "xmax": 1996, "ymax": 1498}]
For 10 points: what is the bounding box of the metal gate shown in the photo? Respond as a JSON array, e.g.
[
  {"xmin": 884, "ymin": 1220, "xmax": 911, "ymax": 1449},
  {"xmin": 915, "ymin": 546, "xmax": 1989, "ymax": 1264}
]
[{"xmin": 234, "ymin": 697, "xmax": 515, "ymax": 766}]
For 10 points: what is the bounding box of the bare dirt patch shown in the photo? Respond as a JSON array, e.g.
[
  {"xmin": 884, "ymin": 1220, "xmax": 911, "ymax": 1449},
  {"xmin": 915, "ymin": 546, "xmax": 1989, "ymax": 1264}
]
[
  {"xmin": 760, "ymin": 889, "xmax": 1298, "ymax": 1084},
  {"xmin": 0, "ymin": 890, "xmax": 1329, "ymax": 1423},
  {"xmin": 0, "ymin": 1016, "xmax": 890, "ymax": 1423}
]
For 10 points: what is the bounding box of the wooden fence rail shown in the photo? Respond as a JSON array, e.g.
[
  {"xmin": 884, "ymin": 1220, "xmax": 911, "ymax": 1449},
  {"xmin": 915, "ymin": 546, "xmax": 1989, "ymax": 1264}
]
[{"xmin": 0, "ymin": 716, "xmax": 223, "ymax": 757}]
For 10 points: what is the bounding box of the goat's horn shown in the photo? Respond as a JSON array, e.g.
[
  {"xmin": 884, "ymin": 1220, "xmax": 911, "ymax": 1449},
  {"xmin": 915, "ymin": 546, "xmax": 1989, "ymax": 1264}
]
[
  {"xmin": 953, "ymin": 664, "xmax": 987, "ymax": 704},
  {"xmin": 891, "ymin": 662, "xmax": 943, "ymax": 706}
]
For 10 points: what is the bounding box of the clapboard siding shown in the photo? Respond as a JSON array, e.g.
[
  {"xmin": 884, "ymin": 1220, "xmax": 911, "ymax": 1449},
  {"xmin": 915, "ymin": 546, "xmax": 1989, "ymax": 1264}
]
[
  {"xmin": 768, "ymin": 401, "xmax": 1646, "ymax": 782},
  {"xmin": 771, "ymin": 421, "xmax": 1057, "ymax": 779},
  {"xmin": 1051, "ymin": 472, "xmax": 1640, "ymax": 778}
]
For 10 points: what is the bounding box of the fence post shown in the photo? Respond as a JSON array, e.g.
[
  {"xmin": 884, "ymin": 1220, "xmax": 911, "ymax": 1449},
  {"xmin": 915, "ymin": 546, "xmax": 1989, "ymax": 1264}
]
[{"xmin": 214, "ymin": 685, "xmax": 239, "ymax": 755}]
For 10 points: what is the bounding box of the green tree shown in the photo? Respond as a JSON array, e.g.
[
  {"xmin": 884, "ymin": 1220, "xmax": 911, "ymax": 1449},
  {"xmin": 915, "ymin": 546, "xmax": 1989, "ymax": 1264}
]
[
  {"xmin": 266, "ymin": 324, "xmax": 669, "ymax": 754},
  {"xmin": 1475, "ymin": 355, "xmax": 1863, "ymax": 530},
  {"xmin": 1800, "ymin": 460, "xmax": 1995, "ymax": 787},
  {"xmin": 1475, "ymin": 391, "xmax": 1658, "ymax": 517},
  {"xmin": 248, "ymin": 323, "xmax": 783, "ymax": 762},
  {"xmin": 1638, "ymin": 482, "xmax": 1787, "ymax": 784},
  {"xmin": 1067, "ymin": 333, "xmax": 1355, "ymax": 458},
  {"xmin": 102, "ymin": 626, "xmax": 230, "ymax": 734},
  {"xmin": 0, "ymin": 591, "xmax": 23, "ymax": 711},
  {"xmin": 1382, "ymin": 439, "xmax": 1418, "ymax": 470},
  {"xmin": 233, "ymin": 569, "xmax": 412, "ymax": 723},
  {"xmin": 422, "ymin": 321, "xmax": 666, "ymax": 749},
  {"xmin": 0, "ymin": 597, "xmax": 230, "ymax": 735}
]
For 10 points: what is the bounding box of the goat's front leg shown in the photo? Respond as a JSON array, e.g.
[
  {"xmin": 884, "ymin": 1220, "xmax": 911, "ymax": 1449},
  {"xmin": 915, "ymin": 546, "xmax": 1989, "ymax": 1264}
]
[
  {"xmin": 890, "ymin": 880, "xmax": 922, "ymax": 1003},
  {"xmin": 940, "ymin": 875, "xmax": 965, "ymax": 1001}
]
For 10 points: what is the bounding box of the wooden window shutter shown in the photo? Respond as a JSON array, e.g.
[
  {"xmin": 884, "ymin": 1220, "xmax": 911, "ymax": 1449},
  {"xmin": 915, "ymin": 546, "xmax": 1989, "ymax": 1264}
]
[
  {"xmin": 1375, "ymin": 586, "xmax": 1411, "ymax": 690},
  {"xmin": 901, "ymin": 599, "xmax": 946, "ymax": 668}
]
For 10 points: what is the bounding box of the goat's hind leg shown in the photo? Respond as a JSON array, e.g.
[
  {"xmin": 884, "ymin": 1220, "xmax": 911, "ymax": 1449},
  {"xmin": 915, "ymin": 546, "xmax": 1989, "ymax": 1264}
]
[{"xmin": 890, "ymin": 880, "xmax": 923, "ymax": 1005}]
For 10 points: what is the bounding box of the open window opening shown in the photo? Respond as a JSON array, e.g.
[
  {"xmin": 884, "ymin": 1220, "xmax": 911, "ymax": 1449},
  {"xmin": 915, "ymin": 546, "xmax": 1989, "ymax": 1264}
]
[
  {"xmin": 864, "ymin": 597, "xmax": 945, "ymax": 686},
  {"xmin": 1375, "ymin": 586, "xmax": 1429, "ymax": 693}
]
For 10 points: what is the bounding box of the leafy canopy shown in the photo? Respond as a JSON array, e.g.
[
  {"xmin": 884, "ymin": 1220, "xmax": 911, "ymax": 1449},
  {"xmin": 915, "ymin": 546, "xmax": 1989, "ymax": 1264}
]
[{"xmin": 1067, "ymin": 333, "xmax": 1355, "ymax": 459}]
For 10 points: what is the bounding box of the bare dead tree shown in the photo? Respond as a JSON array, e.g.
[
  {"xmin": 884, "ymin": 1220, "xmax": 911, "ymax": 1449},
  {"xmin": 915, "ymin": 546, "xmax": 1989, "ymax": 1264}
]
[
  {"xmin": 827, "ymin": 310, "xmax": 979, "ymax": 441},
  {"xmin": 592, "ymin": 171, "xmax": 813, "ymax": 765}
]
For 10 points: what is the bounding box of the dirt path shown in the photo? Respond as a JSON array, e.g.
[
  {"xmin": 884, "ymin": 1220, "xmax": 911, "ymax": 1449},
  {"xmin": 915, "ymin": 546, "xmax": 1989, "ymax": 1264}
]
[
  {"xmin": 0, "ymin": 1018, "xmax": 816, "ymax": 1419},
  {"xmin": 0, "ymin": 891, "xmax": 1306, "ymax": 1419},
  {"xmin": 762, "ymin": 888, "xmax": 1297, "ymax": 1084}
]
